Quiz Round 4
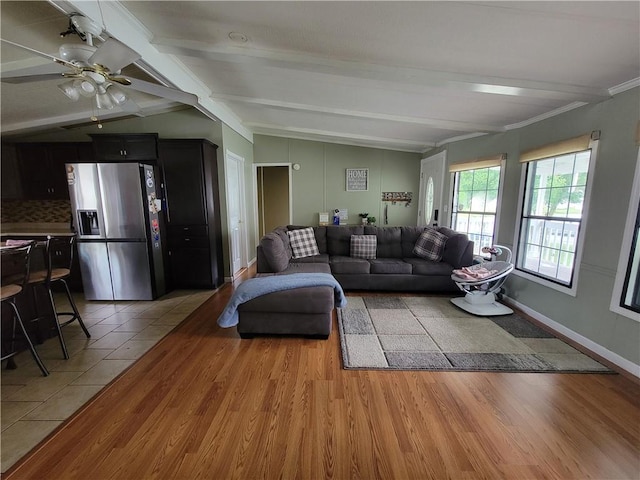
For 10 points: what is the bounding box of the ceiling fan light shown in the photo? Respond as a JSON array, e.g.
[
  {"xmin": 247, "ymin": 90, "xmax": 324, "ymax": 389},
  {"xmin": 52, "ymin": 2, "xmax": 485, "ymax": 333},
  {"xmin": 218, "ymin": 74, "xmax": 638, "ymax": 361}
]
[
  {"xmin": 95, "ymin": 92, "xmax": 114, "ymax": 110},
  {"xmin": 74, "ymin": 78, "xmax": 96, "ymax": 97},
  {"xmin": 106, "ymin": 84, "xmax": 127, "ymax": 106},
  {"xmin": 57, "ymin": 80, "xmax": 80, "ymax": 101}
]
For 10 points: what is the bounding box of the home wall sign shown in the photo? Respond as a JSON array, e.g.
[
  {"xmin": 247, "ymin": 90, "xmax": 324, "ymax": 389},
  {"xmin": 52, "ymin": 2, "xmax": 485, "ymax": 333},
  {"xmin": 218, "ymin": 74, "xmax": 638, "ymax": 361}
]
[{"xmin": 346, "ymin": 168, "xmax": 369, "ymax": 191}]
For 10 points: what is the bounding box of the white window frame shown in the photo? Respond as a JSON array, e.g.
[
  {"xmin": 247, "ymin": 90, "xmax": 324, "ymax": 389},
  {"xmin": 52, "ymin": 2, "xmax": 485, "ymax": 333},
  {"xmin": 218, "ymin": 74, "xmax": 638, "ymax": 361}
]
[
  {"xmin": 449, "ymin": 160, "xmax": 506, "ymax": 255},
  {"xmin": 512, "ymin": 138, "xmax": 599, "ymax": 296},
  {"xmin": 610, "ymin": 148, "xmax": 640, "ymax": 322}
]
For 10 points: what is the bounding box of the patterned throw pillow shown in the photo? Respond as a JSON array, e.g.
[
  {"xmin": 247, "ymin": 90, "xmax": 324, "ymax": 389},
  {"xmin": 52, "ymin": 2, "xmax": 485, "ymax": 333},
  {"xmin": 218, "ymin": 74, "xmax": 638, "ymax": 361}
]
[
  {"xmin": 350, "ymin": 234, "xmax": 377, "ymax": 259},
  {"xmin": 413, "ymin": 229, "xmax": 447, "ymax": 261},
  {"xmin": 287, "ymin": 227, "xmax": 320, "ymax": 258}
]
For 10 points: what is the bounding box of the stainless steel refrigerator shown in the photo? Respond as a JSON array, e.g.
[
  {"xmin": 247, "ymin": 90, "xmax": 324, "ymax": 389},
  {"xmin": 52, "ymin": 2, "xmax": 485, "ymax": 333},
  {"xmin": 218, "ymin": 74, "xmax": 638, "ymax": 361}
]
[{"xmin": 66, "ymin": 162, "xmax": 166, "ymax": 301}]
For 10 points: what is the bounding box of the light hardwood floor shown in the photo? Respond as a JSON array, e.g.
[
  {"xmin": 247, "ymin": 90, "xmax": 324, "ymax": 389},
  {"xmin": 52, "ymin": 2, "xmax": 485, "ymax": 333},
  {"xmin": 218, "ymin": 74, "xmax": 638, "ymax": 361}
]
[{"xmin": 5, "ymin": 269, "xmax": 640, "ymax": 479}]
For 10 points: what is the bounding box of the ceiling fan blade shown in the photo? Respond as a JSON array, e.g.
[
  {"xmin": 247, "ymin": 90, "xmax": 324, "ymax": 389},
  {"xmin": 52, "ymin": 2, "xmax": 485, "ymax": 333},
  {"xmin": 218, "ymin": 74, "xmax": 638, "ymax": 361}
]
[
  {"xmin": 126, "ymin": 78, "xmax": 198, "ymax": 106},
  {"xmin": 1, "ymin": 73, "xmax": 67, "ymax": 84},
  {"xmin": 88, "ymin": 38, "xmax": 141, "ymax": 72},
  {"xmin": 1, "ymin": 59, "xmax": 69, "ymax": 83},
  {"xmin": 119, "ymin": 99, "xmax": 141, "ymax": 113},
  {"xmin": 1, "ymin": 38, "xmax": 77, "ymax": 69}
]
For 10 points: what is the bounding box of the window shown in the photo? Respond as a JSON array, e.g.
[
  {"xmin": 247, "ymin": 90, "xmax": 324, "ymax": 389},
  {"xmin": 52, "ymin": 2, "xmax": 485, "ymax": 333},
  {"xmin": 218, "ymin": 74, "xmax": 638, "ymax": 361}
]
[
  {"xmin": 451, "ymin": 166, "xmax": 502, "ymax": 255},
  {"xmin": 620, "ymin": 201, "xmax": 640, "ymax": 313},
  {"xmin": 611, "ymin": 145, "xmax": 640, "ymax": 322},
  {"xmin": 516, "ymin": 133, "xmax": 597, "ymax": 290}
]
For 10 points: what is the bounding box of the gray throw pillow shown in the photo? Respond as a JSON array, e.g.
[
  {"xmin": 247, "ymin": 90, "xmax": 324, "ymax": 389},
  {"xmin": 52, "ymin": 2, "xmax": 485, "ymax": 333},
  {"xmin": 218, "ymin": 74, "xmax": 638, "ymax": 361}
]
[
  {"xmin": 413, "ymin": 228, "xmax": 448, "ymax": 261},
  {"xmin": 261, "ymin": 233, "xmax": 290, "ymax": 272}
]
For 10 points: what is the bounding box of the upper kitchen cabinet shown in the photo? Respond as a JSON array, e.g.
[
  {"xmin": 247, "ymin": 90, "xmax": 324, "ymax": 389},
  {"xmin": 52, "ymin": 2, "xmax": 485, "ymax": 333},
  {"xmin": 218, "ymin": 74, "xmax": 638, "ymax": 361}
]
[
  {"xmin": 1, "ymin": 143, "xmax": 23, "ymax": 200},
  {"xmin": 90, "ymin": 134, "xmax": 158, "ymax": 161},
  {"xmin": 15, "ymin": 142, "xmax": 92, "ymax": 200}
]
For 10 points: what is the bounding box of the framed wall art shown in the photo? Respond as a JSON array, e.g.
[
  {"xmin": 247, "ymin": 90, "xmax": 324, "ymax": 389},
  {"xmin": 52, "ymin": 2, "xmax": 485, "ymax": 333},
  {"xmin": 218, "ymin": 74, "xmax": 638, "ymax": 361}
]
[{"xmin": 346, "ymin": 168, "xmax": 369, "ymax": 191}]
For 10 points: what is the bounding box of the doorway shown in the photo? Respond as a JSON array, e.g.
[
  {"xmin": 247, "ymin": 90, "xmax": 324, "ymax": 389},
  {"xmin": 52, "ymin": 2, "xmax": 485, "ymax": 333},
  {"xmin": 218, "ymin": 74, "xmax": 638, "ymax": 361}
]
[
  {"xmin": 255, "ymin": 165, "xmax": 292, "ymax": 238},
  {"xmin": 417, "ymin": 151, "xmax": 446, "ymax": 227}
]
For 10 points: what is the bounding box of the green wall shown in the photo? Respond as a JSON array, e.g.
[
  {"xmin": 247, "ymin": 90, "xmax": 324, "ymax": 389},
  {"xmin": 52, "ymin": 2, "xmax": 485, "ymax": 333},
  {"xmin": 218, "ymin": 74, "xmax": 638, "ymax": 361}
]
[
  {"xmin": 253, "ymin": 136, "xmax": 422, "ymax": 227},
  {"xmin": 444, "ymin": 87, "xmax": 640, "ymax": 367}
]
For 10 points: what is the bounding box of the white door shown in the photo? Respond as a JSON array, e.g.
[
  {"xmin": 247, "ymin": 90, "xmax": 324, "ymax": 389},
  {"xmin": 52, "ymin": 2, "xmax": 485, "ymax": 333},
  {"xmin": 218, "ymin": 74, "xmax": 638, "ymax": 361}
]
[
  {"xmin": 417, "ymin": 151, "xmax": 446, "ymax": 227},
  {"xmin": 225, "ymin": 150, "xmax": 247, "ymax": 277}
]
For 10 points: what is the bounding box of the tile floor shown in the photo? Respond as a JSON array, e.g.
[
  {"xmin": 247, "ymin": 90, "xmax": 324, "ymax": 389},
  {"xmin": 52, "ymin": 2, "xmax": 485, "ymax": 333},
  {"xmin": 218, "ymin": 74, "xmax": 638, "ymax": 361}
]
[{"xmin": 1, "ymin": 288, "xmax": 215, "ymax": 473}]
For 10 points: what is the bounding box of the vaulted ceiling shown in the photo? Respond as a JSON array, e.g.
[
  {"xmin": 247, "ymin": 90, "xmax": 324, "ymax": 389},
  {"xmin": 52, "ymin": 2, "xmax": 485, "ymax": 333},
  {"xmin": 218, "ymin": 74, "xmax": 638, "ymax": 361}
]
[{"xmin": 1, "ymin": 1, "xmax": 639, "ymax": 152}]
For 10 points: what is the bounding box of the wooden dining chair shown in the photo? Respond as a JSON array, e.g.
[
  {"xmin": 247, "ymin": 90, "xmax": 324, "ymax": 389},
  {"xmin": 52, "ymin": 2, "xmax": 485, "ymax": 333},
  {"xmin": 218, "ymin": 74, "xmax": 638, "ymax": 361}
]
[
  {"xmin": 1, "ymin": 242, "xmax": 49, "ymax": 376},
  {"xmin": 27, "ymin": 235, "xmax": 91, "ymax": 360}
]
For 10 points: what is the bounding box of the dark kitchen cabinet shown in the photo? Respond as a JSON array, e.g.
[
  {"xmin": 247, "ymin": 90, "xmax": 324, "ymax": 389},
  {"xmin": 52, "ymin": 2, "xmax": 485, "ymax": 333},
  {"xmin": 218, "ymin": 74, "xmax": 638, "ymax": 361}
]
[
  {"xmin": 15, "ymin": 142, "xmax": 92, "ymax": 200},
  {"xmin": 159, "ymin": 139, "xmax": 224, "ymax": 289},
  {"xmin": 1, "ymin": 143, "xmax": 23, "ymax": 200},
  {"xmin": 90, "ymin": 133, "xmax": 158, "ymax": 161}
]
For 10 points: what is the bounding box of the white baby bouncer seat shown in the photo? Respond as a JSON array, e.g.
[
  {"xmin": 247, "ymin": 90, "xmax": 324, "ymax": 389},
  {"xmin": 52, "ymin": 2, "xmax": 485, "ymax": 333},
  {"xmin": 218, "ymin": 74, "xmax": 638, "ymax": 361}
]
[{"xmin": 450, "ymin": 245, "xmax": 514, "ymax": 316}]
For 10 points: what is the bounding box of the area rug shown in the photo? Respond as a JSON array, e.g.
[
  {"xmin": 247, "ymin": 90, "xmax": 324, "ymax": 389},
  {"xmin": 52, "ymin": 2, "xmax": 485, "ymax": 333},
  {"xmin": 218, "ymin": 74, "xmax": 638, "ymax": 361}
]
[{"xmin": 337, "ymin": 296, "xmax": 612, "ymax": 373}]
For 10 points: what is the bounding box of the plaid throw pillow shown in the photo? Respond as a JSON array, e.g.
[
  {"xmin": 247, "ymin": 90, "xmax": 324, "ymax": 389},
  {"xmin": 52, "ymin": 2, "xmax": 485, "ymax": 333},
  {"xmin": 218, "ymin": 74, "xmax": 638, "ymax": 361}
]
[
  {"xmin": 287, "ymin": 227, "xmax": 320, "ymax": 258},
  {"xmin": 350, "ymin": 235, "xmax": 377, "ymax": 259},
  {"xmin": 413, "ymin": 229, "xmax": 447, "ymax": 261}
]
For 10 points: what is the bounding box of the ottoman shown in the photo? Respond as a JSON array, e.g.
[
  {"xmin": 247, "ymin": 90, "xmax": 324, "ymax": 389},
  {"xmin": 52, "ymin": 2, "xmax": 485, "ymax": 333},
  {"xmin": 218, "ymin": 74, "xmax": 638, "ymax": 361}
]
[{"xmin": 236, "ymin": 285, "xmax": 335, "ymax": 339}]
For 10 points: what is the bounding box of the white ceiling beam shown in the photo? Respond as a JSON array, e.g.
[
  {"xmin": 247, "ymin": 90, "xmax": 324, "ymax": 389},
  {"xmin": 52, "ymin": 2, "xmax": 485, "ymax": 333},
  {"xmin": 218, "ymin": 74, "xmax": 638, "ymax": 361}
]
[
  {"xmin": 0, "ymin": 99, "xmax": 185, "ymax": 135},
  {"xmin": 213, "ymin": 93, "xmax": 505, "ymax": 134},
  {"xmin": 49, "ymin": 0, "xmax": 253, "ymax": 143},
  {"xmin": 246, "ymin": 122, "xmax": 434, "ymax": 153},
  {"xmin": 152, "ymin": 37, "xmax": 611, "ymax": 103}
]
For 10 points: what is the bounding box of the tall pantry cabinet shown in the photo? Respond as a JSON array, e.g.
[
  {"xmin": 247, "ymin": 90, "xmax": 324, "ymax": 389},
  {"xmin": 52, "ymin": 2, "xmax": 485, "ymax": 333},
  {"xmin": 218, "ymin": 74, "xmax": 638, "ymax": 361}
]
[{"xmin": 158, "ymin": 139, "xmax": 225, "ymax": 289}]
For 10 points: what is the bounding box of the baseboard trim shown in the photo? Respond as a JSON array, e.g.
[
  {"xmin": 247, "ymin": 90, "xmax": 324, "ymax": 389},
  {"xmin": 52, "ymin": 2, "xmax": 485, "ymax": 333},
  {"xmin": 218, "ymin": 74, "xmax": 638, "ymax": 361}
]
[{"xmin": 503, "ymin": 296, "xmax": 640, "ymax": 380}]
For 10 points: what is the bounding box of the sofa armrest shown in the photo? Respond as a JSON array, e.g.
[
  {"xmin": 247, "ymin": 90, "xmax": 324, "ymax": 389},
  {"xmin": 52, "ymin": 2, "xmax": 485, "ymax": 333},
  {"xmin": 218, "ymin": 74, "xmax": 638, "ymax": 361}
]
[
  {"xmin": 256, "ymin": 245, "xmax": 273, "ymax": 273},
  {"xmin": 257, "ymin": 232, "xmax": 291, "ymax": 273},
  {"xmin": 438, "ymin": 228, "xmax": 474, "ymax": 268}
]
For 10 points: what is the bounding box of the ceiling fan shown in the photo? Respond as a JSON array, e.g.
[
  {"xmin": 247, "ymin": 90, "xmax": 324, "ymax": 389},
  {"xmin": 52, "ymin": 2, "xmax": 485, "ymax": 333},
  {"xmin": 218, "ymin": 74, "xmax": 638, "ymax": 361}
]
[{"xmin": 1, "ymin": 13, "xmax": 197, "ymax": 113}]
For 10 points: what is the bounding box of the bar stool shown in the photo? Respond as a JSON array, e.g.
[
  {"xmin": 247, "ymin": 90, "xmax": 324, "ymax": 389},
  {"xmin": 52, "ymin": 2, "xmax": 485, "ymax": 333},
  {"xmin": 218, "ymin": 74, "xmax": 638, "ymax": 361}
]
[
  {"xmin": 28, "ymin": 235, "xmax": 91, "ymax": 359},
  {"xmin": 1, "ymin": 242, "xmax": 49, "ymax": 376}
]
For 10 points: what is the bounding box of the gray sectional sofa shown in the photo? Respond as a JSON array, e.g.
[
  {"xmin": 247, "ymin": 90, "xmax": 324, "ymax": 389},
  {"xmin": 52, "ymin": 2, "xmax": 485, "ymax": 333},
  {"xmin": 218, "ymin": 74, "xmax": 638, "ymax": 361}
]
[
  {"xmin": 256, "ymin": 225, "xmax": 474, "ymax": 292},
  {"xmin": 235, "ymin": 224, "xmax": 474, "ymax": 338}
]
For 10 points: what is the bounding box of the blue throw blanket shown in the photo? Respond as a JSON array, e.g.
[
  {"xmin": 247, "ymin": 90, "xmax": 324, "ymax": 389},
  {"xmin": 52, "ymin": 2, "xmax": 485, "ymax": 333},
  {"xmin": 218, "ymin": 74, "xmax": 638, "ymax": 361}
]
[{"xmin": 217, "ymin": 273, "xmax": 347, "ymax": 328}]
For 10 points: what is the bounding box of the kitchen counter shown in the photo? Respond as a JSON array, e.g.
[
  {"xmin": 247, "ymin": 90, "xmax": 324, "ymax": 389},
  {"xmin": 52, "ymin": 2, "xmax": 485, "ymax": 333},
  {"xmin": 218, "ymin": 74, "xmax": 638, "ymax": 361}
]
[
  {"xmin": 1, "ymin": 223, "xmax": 74, "ymax": 237},
  {"xmin": 0, "ymin": 223, "xmax": 83, "ymax": 292}
]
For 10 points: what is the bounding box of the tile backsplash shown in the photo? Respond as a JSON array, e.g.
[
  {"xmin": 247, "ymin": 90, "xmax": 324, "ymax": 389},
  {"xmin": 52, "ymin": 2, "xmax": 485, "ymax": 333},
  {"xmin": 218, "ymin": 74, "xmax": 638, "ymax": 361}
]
[{"xmin": 1, "ymin": 200, "xmax": 72, "ymax": 224}]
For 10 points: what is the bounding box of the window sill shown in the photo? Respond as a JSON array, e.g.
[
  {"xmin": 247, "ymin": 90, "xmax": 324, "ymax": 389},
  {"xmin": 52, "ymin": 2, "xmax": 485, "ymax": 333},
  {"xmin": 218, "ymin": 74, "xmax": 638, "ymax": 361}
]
[
  {"xmin": 512, "ymin": 268, "xmax": 577, "ymax": 297},
  {"xmin": 609, "ymin": 304, "xmax": 640, "ymax": 323}
]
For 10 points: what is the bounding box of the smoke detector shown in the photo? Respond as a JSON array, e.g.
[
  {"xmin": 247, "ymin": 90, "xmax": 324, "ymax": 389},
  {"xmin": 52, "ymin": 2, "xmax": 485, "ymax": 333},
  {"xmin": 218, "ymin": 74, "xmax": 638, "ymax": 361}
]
[{"xmin": 228, "ymin": 31, "xmax": 248, "ymax": 43}]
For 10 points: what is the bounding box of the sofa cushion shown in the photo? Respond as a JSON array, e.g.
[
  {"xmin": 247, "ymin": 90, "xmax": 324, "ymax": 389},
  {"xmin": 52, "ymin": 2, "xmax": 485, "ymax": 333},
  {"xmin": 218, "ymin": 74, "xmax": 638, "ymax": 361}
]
[
  {"xmin": 413, "ymin": 228, "xmax": 448, "ymax": 261},
  {"xmin": 280, "ymin": 262, "xmax": 332, "ymax": 274},
  {"xmin": 290, "ymin": 253, "xmax": 330, "ymax": 264},
  {"xmin": 288, "ymin": 227, "xmax": 320, "ymax": 258},
  {"xmin": 237, "ymin": 286, "xmax": 334, "ymax": 314},
  {"xmin": 330, "ymin": 255, "xmax": 371, "ymax": 274},
  {"xmin": 350, "ymin": 235, "xmax": 377, "ymax": 259},
  {"xmin": 327, "ymin": 226, "xmax": 364, "ymax": 256},
  {"xmin": 365, "ymin": 226, "xmax": 403, "ymax": 258},
  {"xmin": 403, "ymin": 258, "xmax": 456, "ymax": 275},
  {"xmin": 369, "ymin": 258, "xmax": 412, "ymax": 274},
  {"xmin": 260, "ymin": 232, "xmax": 290, "ymax": 272},
  {"xmin": 401, "ymin": 226, "xmax": 428, "ymax": 257}
]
